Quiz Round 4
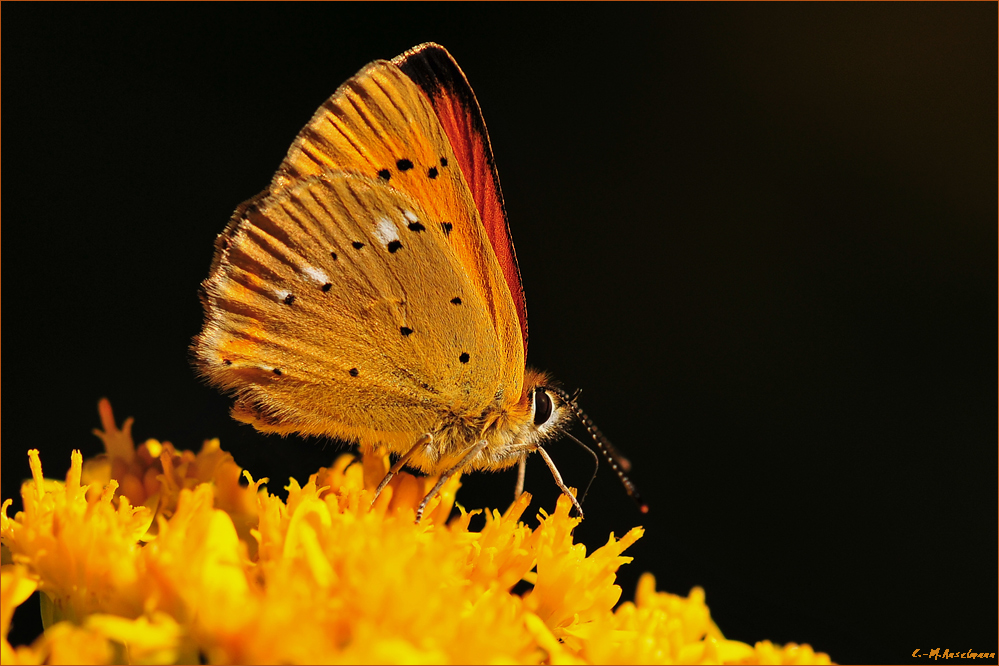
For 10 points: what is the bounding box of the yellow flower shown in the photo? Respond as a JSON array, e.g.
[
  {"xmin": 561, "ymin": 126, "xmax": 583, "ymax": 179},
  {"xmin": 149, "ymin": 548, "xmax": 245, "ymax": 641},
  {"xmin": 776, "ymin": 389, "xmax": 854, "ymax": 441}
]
[
  {"xmin": 82, "ymin": 400, "xmax": 259, "ymax": 551},
  {"xmin": 1, "ymin": 402, "xmax": 833, "ymax": 664},
  {"xmin": 2, "ymin": 565, "xmax": 40, "ymax": 664}
]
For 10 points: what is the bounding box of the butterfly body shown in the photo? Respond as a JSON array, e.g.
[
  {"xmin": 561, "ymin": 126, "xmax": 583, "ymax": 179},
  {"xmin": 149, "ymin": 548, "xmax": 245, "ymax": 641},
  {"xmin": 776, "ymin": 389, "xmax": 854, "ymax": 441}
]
[
  {"xmin": 195, "ymin": 44, "xmax": 643, "ymax": 515},
  {"xmin": 195, "ymin": 45, "xmax": 574, "ymax": 479}
]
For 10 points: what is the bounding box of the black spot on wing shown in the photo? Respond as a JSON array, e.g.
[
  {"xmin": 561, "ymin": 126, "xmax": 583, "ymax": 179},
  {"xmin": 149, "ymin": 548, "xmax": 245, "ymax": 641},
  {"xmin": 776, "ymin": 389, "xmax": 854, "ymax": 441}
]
[
  {"xmin": 283, "ymin": 294, "xmax": 295, "ymax": 305},
  {"xmin": 459, "ymin": 352, "xmax": 470, "ymax": 364},
  {"xmin": 387, "ymin": 240, "xmax": 403, "ymax": 253},
  {"xmin": 352, "ymin": 241, "xmax": 365, "ymax": 250},
  {"xmin": 408, "ymin": 221, "xmax": 426, "ymax": 232},
  {"xmin": 378, "ymin": 169, "xmax": 391, "ymax": 181},
  {"xmin": 427, "ymin": 166, "xmax": 438, "ymax": 179},
  {"xmin": 400, "ymin": 327, "xmax": 413, "ymax": 337},
  {"xmin": 397, "ymin": 159, "xmax": 414, "ymax": 171},
  {"xmin": 349, "ymin": 368, "xmax": 359, "ymax": 377},
  {"xmin": 450, "ymin": 297, "xmax": 462, "ymax": 305},
  {"xmin": 441, "ymin": 222, "xmax": 453, "ymax": 236}
]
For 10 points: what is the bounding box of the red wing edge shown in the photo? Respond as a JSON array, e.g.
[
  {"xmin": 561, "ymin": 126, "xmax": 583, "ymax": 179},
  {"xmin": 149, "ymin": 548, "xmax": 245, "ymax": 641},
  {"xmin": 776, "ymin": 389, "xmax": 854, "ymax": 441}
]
[{"xmin": 394, "ymin": 43, "xmax": 529, "ymax": 358}]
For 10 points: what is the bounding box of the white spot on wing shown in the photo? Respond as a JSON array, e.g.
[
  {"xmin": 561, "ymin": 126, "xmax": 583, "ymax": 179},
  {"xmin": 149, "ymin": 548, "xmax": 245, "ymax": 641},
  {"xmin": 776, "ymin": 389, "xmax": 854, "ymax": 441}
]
[
  {"xmin": 374, "ymin": 217, "xmax": 400, "ymax": 247},
  {"xmin": 403, "ymin": 210, "xmax": 419, "ymax": 223},
  {"xmin": 275, "ymin": 289, "xmax": 292, "ymax": 301},
  {"xmin": 302, "ymin": 265, "xmax": 328, "ymax": 284}
]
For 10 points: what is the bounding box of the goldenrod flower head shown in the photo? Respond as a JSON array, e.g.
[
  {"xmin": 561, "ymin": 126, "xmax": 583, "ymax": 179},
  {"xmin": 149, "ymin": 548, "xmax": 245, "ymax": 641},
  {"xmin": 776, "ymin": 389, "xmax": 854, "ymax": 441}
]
[{"xmin": 1, "ymin": 401, "xmax": 832, "ymax": 664}]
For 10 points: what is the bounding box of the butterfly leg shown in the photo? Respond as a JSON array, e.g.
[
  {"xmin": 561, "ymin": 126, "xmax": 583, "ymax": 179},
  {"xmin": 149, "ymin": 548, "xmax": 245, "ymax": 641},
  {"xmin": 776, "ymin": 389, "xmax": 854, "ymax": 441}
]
[
  {"xmin": 536, "ymin": 447, "xmax": 585, "ymax": 519},
  {"xmin": 371, "ymin": 433, "xmax": 433, "ymax": 505},
  {"xmin": 514, "ymin": 454, "xmax": 527, "ymax": 499},
  {"xmin": 415, "ymin": 439, "xmax": 489, "ymax": 524}
]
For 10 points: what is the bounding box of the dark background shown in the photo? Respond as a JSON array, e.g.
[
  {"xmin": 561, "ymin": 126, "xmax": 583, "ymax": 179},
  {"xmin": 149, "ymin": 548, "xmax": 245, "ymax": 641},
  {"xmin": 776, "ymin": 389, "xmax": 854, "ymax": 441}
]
[{"xmin": 3, "ymin": 4, "xmax": 995, "ymax": 664}]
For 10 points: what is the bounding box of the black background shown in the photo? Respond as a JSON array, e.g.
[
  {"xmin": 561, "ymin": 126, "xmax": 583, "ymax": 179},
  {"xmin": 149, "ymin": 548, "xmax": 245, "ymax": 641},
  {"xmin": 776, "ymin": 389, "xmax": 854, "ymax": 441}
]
[{"xmin": 3, "ymin": 4, "xmax": 996, "ymax": 664}]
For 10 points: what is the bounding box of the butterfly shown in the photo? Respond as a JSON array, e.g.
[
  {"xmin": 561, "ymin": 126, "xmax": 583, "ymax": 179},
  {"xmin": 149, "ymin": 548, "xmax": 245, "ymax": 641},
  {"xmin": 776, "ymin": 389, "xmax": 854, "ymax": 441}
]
[{"xmin": 193, "ymin": 43, "xmax": 644, "ymax": 521}]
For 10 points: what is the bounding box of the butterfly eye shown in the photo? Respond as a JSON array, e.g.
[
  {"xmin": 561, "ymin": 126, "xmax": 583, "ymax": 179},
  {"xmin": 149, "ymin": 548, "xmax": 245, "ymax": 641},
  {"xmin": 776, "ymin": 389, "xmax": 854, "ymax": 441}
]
[{"xmin": 533, "ymin": 389, "xmax": 554, "ymax": 426}]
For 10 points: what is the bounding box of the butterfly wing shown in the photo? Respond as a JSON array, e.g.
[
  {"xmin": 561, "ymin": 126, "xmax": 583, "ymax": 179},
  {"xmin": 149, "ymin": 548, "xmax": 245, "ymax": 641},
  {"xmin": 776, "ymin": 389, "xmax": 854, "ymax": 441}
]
[
  {"xmin": 393, "ymin": 43, "xmax": 528, "ymax": 356},
  {"xmin": 272, "ymin": 52, "xmax": 525, "ymax": 403},
  {"xmin": 195, "ymin": 172, "xmax": 506, "ymax": 447}
]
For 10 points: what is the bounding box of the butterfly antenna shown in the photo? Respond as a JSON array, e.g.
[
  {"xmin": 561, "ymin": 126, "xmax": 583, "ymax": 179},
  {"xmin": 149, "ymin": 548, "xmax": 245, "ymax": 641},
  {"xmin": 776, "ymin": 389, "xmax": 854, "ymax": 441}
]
[{"xmin": 545, "ymin": 386, "xmax": 649, "ymax": 514}]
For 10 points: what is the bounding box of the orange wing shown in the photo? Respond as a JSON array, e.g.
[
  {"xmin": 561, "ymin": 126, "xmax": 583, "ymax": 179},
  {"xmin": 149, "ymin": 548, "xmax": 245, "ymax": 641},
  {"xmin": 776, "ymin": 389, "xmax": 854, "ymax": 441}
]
[
  {"xmin": 393, "ymin": 43, "xmax": 528, "ymax": 357},
  {"xmin": 195, "ymin": 172, "xmax": 510, "ymax": 454},
  {"xmin": 271, "ymin": 52, "xmax": 526, "ymax": 407}
]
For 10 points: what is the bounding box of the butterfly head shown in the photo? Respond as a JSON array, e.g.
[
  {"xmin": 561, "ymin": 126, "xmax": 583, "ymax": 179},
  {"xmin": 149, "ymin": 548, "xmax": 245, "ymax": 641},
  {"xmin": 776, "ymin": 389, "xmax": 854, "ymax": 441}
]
[
  {"xmin": 469, "ymin": 368, "xmax": 570, "ymax": 466},
  {"xmin": 530, "ymin": 380, "xmax": 649, "ymax": 515},
  {"xmin": 523, "ymin": 369, "xmax": 573, "ymax": 439}
]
